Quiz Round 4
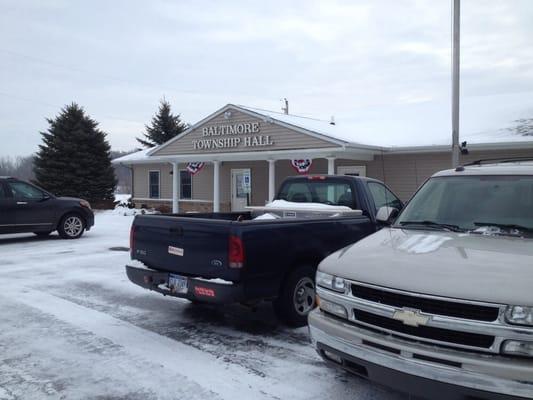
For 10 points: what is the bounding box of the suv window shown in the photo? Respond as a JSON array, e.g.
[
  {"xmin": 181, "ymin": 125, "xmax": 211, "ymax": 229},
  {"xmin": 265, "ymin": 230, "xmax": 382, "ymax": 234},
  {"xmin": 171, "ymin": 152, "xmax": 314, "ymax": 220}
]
[
  {"xmin": 0, "ymin": 184, "xmax": 6, "ymax": 199},
  {"xmin": 368, "ymin": 182, "xmax": 402, "ymax": 210},
  {"xmin": 8, "ymin": 181, "xmax": 46, "ymax": 200}
]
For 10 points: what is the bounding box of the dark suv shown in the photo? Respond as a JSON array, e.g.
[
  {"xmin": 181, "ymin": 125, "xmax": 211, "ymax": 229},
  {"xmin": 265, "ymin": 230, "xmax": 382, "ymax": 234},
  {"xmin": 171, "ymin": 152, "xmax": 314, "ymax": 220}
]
[{"xmin": 0, "ymin": 177, "xmax": 94, "ymax": 239}]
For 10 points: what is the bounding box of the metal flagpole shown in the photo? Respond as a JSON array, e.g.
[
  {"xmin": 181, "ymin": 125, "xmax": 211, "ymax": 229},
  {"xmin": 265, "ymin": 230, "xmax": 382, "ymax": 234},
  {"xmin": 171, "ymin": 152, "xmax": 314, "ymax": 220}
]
[{"xmin": 452, "ymin": 0, "xmax": 461, "ymax": 167}]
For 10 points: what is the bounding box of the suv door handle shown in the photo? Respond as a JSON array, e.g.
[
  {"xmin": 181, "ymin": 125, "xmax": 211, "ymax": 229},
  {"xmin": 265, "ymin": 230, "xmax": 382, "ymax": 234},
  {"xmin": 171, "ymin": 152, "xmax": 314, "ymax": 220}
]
[{"xmin": 16, "ymin": 201, "xmax": 28, "ymax": 205}]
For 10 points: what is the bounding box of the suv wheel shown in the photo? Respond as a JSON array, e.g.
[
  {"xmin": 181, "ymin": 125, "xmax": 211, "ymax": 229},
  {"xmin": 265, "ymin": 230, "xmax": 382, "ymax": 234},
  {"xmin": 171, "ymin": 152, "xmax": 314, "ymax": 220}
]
[
  {"xmin": 58, "ymin": 213, "xmax": 86, "ymax": 239},
  {"xmin": 273, "ymin": 265, "xmax": 316, "ymax": 327}
]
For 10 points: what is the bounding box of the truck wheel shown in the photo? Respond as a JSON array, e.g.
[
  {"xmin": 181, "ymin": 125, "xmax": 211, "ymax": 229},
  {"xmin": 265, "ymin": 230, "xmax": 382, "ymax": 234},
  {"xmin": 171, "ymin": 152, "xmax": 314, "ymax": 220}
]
[
  {"xmin": 274, "ymin": 265, "xmax": 316, "ymax": 327},
  {"xmin": 58, "ymin": 213, "xmax": 86, "ymax": 239}
]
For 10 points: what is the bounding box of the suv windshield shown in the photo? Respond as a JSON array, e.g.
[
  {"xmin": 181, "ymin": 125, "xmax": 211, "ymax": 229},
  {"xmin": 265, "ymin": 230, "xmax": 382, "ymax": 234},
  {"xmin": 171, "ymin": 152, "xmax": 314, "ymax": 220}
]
[{"xmin": 395, "ymin": 175, "xmax": 533, "ymax": 234}]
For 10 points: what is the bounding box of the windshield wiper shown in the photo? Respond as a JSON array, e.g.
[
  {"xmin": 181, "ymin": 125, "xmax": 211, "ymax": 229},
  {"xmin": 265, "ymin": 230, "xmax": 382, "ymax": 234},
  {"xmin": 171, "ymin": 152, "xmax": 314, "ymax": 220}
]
[
  {"xmin": 398, "ymin": 220, "xmax": 464, "ymax": 232},
  {"xmin": 473, "ymin": 222, "xmax": 533, "ymax": 234}
]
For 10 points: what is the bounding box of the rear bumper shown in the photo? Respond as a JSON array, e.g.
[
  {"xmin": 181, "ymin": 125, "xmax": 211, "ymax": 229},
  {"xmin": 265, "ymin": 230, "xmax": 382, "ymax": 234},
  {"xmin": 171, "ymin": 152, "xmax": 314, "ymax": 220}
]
[
  {"xmin": 125, "ymin": 264, "xmax": 245, "ymax": 304},
  {"xmin": 309, "ymin": 309, "xmax": 533, "ymax": 400},
  {"xmin": 85, "ymin": 210, "xmax": 94, "ymax": 231}
]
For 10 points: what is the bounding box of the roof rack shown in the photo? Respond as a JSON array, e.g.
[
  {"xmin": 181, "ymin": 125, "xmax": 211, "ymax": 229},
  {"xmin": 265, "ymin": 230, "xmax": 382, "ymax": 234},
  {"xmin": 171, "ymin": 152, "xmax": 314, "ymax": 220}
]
[{"xmin": 464, "ymin": 157, "xmax": 533, "ymax": 167}]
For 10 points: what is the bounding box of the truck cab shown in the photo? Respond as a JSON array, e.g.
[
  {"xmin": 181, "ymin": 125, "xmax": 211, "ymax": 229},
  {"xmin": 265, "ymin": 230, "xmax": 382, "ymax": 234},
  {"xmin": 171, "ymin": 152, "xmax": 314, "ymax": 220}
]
[{"xmin": 309, "ymin": 160, "xmax": 533, "ymax": 400}]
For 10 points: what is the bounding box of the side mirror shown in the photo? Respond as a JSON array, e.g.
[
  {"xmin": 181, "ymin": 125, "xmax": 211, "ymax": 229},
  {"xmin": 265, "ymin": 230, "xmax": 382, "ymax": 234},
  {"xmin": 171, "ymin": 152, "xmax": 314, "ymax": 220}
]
[
  {"xmin": 376, "ymin": 206, "xmax": 399, "ymax": 224},
  {"xmin": 41, "ymin": 194, "xmax": 51, "ymax": 201}
]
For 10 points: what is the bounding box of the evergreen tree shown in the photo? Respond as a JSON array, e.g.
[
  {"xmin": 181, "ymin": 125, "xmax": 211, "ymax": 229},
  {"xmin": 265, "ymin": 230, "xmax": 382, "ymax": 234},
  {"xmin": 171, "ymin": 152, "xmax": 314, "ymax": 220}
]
[
  {"xmin": 34, "ymin": 103, "xmax": 117, "ymax": 202},
  {"xmin": 137, "ymin": 99, "xmax": 187, "ymax": 147}
]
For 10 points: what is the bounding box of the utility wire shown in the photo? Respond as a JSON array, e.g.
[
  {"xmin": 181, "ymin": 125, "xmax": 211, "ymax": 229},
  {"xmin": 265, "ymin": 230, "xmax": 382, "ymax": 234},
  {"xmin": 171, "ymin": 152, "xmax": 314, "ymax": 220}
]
[{"xmin": 0, "ymin": 91, "xmax": 145, "ymax": 125}]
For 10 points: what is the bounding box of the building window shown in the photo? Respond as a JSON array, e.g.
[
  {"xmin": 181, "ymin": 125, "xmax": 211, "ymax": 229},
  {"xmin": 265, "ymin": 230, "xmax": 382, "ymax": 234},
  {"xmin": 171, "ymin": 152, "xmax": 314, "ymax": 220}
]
[
  {"xmin": 149, "ymin": 170, "xmax": 160, "ymax": 199},
  {"xmin": 180, "ymin": 170, "xmax": 192, "ymax": 199}
]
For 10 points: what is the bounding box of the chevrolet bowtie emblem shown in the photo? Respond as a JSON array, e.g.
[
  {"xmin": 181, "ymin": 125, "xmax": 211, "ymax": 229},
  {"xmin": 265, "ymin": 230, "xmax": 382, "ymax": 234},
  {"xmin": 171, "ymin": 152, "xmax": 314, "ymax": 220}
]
[{"xmin": 392, "ymin": 308, "xmax": 431, "ymax": 327}]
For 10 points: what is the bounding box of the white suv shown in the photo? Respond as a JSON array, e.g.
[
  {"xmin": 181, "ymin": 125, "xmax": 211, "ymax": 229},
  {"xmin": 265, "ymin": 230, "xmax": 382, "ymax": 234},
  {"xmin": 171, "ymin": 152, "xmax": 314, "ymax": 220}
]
[{"xmin": 309, "ymin": 160, "xmax": 533, "ymax": 400}]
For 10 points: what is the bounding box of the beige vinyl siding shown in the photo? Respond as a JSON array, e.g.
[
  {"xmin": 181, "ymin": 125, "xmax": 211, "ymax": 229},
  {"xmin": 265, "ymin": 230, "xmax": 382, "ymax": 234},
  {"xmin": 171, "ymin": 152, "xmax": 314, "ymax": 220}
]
[
  {"xmin": 132, "ymin": 147, "xmax": 533, "ymax": 208},
  {"xmin": 133, "ymin": 163, "xmax": 173, "ymax": 200},
  {"xmin": 362, "ymin": 148, "xmax": 533, "ymax": 201},
  {"xmin": 151, "ymin": 109, "xmax": 338, "ymax": 156}
]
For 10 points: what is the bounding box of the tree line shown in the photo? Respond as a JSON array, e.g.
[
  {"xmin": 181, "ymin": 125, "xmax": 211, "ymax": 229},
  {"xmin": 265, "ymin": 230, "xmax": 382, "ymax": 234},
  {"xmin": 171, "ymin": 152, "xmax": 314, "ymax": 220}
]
[{"xmin": 7, "ymin": 99, "xmax": 186, "ymax": 202}]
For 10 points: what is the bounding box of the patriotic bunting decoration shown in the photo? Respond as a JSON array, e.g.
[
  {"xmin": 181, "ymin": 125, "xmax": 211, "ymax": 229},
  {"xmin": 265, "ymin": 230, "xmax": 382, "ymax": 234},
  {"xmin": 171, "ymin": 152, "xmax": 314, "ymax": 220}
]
[
  {"xmin": 186, "ymin": 162, "xmax": 205, "ymax": 175},
  {"xmin": 290, "ymin": 159, "xmax": 313, "ymax": 174}
]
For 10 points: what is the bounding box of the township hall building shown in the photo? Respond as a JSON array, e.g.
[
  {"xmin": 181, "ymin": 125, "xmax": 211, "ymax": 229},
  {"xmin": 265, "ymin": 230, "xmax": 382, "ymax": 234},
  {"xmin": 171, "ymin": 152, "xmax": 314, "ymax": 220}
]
[{"xmin": 114, "ymin": 104, "xmax": 533, "ymax": 213}]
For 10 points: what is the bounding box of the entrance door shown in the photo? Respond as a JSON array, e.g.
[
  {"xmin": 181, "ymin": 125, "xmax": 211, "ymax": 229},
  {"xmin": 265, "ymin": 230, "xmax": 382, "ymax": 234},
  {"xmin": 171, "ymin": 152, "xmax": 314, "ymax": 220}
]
[
  {"xmin": 337, "ymin": 166, "xmax": 367, "ymax": 177},
  {"xmin": 231, "ymin": 169, "xmax": 251, "ymax": 212}
]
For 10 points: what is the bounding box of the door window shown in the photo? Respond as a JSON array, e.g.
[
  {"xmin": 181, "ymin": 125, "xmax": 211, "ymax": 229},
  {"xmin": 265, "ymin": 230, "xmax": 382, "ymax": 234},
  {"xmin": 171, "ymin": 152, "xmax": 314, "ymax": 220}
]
[
  {"xmin": 149, "ymin": 171, "xmax": 160, "ymax": 199},
  {"xmin": 0, "ymin": 184, "xmax": 6, "ymax": 199},
  {"xmin": 368, "ymin": 182, "xmax": 402, "ymax": 210},
  {"xmin": 8, "ymin": 181, "xmax": 46, "ymax": 200}
]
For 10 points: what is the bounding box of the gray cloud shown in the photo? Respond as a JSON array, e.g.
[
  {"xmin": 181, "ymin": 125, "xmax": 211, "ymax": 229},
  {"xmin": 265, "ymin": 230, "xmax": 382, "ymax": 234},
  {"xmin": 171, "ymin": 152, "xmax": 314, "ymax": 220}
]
[{"xmin": 1, "ymin": 0, "xmax": 532, "ymax": 156}]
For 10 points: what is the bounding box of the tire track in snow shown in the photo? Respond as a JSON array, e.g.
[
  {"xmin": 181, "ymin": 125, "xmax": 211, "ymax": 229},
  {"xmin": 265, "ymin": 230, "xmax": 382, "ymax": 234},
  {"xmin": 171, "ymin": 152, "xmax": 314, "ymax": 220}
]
[{"xmin": 0, "ymin": 288, "xmax": 304, "ymax": 400}]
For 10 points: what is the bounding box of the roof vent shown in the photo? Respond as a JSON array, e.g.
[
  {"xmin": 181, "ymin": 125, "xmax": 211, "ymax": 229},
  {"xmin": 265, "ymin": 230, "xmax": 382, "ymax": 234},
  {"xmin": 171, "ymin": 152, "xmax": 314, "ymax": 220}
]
[{"xmin": 330, "ymin": 116, "xmax": 336, "ymax": 125}]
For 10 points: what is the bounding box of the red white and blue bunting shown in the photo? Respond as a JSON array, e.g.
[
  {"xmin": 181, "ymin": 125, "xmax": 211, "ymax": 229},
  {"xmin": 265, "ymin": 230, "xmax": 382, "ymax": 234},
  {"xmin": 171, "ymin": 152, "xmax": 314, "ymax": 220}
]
[
  {"xmin": 186, "ymin": 162, "xmax": 205, "ymax": 175},
  {"xmin": 290, "ymin": 159, "xmax": 313, "ymax": 174}
]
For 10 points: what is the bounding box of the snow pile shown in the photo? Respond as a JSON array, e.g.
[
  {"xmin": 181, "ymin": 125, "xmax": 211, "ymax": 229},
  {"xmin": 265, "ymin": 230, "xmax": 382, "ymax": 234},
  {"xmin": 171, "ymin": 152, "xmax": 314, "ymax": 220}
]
[
  {"xmin": 265, "ymin": 199, "xmax": 352, "ymax": 211},
  {"xmin": 254, "ymin": 213, "xmax": 280, "ymax": 220},
  {"xmin": 112, "ymin": 195, "xmax": 159, "ymax": 216}
]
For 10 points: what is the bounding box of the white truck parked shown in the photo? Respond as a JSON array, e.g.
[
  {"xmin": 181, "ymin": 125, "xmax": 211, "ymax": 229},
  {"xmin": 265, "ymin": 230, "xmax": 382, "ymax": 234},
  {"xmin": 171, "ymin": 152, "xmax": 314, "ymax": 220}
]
[{"xmin": 309, "ymin": 159, "xmax": 533, "ymax": 400}]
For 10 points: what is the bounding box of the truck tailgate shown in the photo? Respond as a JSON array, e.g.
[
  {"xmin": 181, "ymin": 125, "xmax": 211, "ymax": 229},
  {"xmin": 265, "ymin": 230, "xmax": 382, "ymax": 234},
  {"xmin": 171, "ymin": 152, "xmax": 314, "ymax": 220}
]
[{"xmin": 131, "ymin": 215, "xmax": 240, "ymax": 281}]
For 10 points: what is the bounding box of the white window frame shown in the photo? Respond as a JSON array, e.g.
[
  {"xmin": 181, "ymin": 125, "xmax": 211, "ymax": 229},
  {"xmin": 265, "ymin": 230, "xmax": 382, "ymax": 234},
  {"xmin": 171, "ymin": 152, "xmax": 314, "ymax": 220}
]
[
  {"xmin": 179, "ymin": 169, "xmax": 193, "ymax": 200},
  {"xmin": 148, "ymin": 170, "xmax": 160, "ymax": 199}
]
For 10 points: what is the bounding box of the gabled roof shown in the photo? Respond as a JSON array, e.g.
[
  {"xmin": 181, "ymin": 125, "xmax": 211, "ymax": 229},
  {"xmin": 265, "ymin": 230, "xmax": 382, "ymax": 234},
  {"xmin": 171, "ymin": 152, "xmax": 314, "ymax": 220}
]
[
  {"xmin": 113, "ymin": 103, "xmax": 533, "ymax": 165},
  {"xmin": 147, "ymin": 103, "xmax": 386, "ymax": 157}
]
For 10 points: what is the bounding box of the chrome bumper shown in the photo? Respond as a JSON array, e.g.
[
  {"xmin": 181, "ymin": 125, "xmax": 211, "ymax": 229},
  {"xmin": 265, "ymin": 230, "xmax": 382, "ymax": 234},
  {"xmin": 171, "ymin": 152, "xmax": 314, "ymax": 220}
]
[{"xmin": 309, "ymin": 309, "xmax": 533, "ymax": 399}]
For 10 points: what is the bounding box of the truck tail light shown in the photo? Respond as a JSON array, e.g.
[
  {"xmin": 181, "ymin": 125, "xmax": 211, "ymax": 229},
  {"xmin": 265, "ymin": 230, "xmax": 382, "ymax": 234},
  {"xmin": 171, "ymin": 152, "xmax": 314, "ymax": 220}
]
[
  {"xmin": 129, "ymin": 225, "xmax": 136, "ymax": 256},
  {"xmin": 228, "ymin": 235, "xmax": 245, "ymax": 268}
]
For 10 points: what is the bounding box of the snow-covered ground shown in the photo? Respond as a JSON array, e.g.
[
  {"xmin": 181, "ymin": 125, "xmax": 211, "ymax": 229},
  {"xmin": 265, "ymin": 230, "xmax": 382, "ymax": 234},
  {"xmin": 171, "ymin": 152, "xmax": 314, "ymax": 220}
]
[{"xmin": 0, "ymin": 212, "xmax": 404, "ymax": 400}]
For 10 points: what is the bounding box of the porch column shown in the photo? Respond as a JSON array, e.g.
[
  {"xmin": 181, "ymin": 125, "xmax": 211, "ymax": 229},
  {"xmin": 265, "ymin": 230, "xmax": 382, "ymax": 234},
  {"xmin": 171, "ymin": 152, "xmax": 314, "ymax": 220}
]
[
  {"xmin": 213, "ymin": 160, "xmax": 220, "ymax": 212},
  {"xmin": 327, "ymin": 157, "xmax": 336, "ymax": 175},
  {"xmin": 172, "ymin": 162, "xmax": 179, "ymax": 213},
  {"xmin": 268, "ymin": 160, "xmax": 276, "ymax": 202}
]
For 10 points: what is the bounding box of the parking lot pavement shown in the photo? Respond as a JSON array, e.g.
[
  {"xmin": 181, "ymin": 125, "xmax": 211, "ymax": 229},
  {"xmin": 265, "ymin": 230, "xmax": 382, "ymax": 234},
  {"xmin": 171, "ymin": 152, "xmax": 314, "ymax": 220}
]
[{"xmin": 0, "ymin": 211, "xmax": 405, "ymax": 400}]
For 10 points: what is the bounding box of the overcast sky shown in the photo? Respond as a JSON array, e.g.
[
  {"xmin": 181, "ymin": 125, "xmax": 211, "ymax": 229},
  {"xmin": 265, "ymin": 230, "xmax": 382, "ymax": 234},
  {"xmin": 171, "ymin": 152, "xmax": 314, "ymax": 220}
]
[{"xmin": 1, "ymin": 0, "xmax": 533, "ymax": 156}]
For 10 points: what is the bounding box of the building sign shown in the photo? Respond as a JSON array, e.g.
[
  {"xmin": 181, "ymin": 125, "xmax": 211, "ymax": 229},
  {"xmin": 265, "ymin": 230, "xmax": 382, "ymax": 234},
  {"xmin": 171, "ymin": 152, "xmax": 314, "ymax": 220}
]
[{"xmin": 192, "ymin": 122, "xmax": 274, "ymax": 151}]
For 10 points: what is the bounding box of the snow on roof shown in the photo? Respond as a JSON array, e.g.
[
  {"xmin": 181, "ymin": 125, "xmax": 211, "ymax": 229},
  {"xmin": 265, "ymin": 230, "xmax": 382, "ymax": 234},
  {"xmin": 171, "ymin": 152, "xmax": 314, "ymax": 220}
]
[
  {"xmin": 237, "ymin": 104, "xmax": 533, "ymax": 148},
  {"xmin": 112, "ymin": 148, "xmax": 153, "ymax": 164},
  {"xmin": 237, "ymin": 105, "xmax": 362, "ymax": 146},
  {"xmin": 113, "ymin": 100, "xmax": 533, "ymax": 164}
]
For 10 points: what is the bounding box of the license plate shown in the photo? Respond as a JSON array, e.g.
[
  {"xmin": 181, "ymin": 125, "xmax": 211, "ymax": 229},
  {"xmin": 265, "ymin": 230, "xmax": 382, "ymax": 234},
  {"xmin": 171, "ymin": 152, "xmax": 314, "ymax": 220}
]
[{"xmin": 168, "ymin": 274, "xmax": 188, "ymax": 294}]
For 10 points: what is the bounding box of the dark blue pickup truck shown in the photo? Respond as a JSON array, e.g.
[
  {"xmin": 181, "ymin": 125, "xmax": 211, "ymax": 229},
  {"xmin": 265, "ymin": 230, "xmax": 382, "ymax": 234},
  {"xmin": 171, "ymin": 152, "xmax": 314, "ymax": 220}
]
[{"xmin": 126, "ymin": 175, "xmax": 402, "ymax": 326}]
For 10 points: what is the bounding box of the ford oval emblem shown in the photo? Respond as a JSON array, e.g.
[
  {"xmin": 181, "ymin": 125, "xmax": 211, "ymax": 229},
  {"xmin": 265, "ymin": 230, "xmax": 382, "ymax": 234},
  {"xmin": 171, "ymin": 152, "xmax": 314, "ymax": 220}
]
[{"xmin": 211, "ymin": 259, "xmax": 223, "ymax": 267}]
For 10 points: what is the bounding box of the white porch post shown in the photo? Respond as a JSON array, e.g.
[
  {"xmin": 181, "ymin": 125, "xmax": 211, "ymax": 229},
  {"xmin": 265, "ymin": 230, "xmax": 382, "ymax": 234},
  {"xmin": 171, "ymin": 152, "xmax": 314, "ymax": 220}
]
[
  {"xmin": 268, "ymin": 160, "xmax": 276, "ymax": 202},
  {"xmin": 213, "ymin": 161, "xmax": 220, "ymax": 212},
  {"xmin": 172, "ymin": 162, "xmax": 179, "ymax": 213},
  {"xmin": 327, "ymin": 157, "xmax": 336, "ymax": 175}
]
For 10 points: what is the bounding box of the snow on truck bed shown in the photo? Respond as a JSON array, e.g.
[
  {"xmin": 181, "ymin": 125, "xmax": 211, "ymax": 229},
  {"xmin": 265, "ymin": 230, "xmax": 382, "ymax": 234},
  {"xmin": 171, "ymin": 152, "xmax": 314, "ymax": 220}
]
[{"xmin": 250, "ymin": 200, "xmax": 362, "ymax": 220}]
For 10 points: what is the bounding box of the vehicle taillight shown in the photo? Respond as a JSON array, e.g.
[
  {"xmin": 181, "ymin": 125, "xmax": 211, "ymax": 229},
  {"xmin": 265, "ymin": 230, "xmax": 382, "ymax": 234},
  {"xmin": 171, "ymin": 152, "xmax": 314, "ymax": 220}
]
[
  {"xmin": 129, "ymin": 225, "xmax": 135, "ymax": 256},
  {"xmin": 228, "ymin": 235, "xmax": 245, "ymax": 268}
]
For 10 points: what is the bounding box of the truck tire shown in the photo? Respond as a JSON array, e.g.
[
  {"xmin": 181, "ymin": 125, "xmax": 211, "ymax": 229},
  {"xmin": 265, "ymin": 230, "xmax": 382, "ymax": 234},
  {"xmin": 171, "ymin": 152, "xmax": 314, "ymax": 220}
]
[
  {"xmin": 58, "ymin": 213, "xmax": 86, "ymax": 239},
  {"xmin": 273, "ymin": 265, "xmax": 316, "ymax": 327}
]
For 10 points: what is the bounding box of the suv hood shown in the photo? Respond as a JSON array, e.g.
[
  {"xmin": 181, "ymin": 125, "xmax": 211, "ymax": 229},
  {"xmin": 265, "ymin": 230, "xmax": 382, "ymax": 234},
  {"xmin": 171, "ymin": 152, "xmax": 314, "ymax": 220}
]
[{"xmin": 321, "ymin": 228, "xmax": 533, "ymax": 306}]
